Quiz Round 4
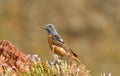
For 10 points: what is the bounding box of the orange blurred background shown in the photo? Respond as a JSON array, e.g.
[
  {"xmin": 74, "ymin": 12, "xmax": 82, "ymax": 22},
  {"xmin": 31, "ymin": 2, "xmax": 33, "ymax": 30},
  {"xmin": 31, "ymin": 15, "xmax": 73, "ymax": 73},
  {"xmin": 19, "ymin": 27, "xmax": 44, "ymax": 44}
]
[{"xmin": 0, "ymin": 0, "xmax": 120, "ymax": 76}]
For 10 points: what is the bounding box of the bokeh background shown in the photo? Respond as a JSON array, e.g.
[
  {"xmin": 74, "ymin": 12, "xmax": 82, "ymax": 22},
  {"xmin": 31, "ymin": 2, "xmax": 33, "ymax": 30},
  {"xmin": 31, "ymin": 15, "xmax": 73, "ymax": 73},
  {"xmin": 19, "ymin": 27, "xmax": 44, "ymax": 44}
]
[{"xmin": 0, "ymin": 0, "xmax": 120, "ymax": 76}]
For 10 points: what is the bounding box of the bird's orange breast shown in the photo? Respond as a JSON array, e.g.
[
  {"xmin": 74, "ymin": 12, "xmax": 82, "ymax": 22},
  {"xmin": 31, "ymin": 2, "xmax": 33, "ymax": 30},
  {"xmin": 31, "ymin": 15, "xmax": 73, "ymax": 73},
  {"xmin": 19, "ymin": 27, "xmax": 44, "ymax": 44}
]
[
  {"xmin": 48, "ymin": 34, "xmax": 67, "ymax": 56},
  {"xmin": 48, "ymin": 34, "xmax": 54, "ymax": 49}
]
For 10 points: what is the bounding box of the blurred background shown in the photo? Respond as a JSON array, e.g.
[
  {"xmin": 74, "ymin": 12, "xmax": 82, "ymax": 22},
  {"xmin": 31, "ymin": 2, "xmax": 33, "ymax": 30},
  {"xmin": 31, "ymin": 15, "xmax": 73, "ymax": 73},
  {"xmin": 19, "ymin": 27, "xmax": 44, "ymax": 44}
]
[{"xmin": 0, "ymin": 0, "xmax": 120, "ymax": 75}]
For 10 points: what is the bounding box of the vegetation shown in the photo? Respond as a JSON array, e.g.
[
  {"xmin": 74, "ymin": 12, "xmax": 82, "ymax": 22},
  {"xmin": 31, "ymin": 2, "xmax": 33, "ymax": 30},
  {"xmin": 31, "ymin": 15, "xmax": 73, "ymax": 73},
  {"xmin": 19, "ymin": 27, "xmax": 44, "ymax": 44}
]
[{"xmin": 1, "ymin": 54, "xmax": 91, "ymax": 76}]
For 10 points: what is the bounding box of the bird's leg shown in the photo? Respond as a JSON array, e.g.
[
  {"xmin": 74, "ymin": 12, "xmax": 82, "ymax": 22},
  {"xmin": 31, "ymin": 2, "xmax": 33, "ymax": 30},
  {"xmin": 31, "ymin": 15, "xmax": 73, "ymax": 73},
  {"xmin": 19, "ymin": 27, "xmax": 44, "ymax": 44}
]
[
  {"xmin": 51, "ymin": 45, "xmax": 63, "ymax": 64},
  {"xmin": 51, "ymin": 45, "xmax": 56, "ymax": 62},
  {"xmin": 52, "ymin": 45, "xmax": 55, "ymax": 54},
  {"xmin": 59, "ymin": 55, "xmax": 63, "ymax": 60}
]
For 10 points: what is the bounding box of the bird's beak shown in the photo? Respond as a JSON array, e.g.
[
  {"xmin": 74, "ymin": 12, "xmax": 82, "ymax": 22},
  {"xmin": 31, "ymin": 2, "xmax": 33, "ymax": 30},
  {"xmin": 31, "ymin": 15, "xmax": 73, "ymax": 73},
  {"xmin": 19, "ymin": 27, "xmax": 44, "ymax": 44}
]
[{"xmin": 42, "ymin": 26, "xmax": 46, "ymax": 29}]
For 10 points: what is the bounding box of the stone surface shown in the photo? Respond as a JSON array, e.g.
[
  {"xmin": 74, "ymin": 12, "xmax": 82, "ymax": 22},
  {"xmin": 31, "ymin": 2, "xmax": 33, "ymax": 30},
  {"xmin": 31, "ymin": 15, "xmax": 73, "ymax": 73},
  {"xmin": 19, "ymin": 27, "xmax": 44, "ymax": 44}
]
[{"xmin": 0, "ymin": 40, "xmax": 30, "ymax": 72}]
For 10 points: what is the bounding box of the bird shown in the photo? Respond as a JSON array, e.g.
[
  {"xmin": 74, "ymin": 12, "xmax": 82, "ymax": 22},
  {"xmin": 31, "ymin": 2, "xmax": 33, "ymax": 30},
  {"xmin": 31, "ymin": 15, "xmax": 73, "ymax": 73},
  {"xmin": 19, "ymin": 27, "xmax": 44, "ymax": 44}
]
[{"xmin": 43, "ymin": 24, "xmax": 80, "ymax": 62}]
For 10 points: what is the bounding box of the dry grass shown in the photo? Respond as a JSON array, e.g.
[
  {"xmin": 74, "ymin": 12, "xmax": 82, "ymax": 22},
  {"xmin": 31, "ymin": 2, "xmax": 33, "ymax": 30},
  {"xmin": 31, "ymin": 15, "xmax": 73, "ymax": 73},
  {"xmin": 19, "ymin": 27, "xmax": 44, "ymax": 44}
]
[{"xmin": 0, "ymin": 54, "xmax": 91, "ymax": 76}]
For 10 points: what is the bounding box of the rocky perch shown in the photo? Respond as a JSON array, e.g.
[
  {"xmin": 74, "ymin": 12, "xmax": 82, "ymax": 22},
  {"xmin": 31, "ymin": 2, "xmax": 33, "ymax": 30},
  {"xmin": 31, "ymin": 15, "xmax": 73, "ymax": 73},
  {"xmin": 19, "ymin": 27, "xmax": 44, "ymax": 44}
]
[{"xmin": 0, "ymin": 40, "xmax": 31, "ymax": 73}]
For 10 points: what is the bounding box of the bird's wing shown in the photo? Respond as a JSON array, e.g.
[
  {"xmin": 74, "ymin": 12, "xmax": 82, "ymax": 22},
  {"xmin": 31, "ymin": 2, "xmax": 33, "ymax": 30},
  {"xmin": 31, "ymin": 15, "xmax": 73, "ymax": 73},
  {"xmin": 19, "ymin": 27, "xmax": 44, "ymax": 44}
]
[
  {"xmin": 53, "ymin": 34, "xmax": 64, "ymax": 43},
  {"xmin": 52, "ymin": 35, "xmax": 78, "ymax": 57}
]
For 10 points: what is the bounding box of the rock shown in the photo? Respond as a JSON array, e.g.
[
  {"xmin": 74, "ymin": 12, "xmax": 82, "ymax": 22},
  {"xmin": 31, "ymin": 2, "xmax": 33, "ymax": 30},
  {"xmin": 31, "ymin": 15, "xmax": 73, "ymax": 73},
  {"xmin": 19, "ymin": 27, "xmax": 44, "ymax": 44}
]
[{"xmin": 0, "ymin": 40, "xmax": 31, "ymax": 73}]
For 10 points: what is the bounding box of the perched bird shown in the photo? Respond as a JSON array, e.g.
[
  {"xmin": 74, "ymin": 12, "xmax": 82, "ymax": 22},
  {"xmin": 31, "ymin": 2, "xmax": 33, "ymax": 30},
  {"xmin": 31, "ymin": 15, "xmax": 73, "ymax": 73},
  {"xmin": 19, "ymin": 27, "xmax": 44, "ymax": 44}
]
[{"xmin": 43, "ymin": 24, "xmax": 80, "ymax": 62}]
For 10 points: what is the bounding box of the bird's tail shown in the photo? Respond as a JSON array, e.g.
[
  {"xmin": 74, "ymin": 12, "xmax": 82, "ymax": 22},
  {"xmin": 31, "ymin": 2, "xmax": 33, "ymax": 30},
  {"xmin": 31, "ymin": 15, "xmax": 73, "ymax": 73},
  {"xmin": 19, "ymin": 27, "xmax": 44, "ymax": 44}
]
[{"xmin": 68, "ymin": 54, "xmax": 81, "ymax": 63}]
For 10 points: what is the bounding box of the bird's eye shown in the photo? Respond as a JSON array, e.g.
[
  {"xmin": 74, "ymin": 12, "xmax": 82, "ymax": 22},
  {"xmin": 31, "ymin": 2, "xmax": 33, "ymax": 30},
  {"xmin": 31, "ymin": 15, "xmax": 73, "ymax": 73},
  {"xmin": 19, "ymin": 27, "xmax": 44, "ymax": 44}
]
[{"xmin": 49, "ymin": 25, "xmax": 52, "ymax": 27}]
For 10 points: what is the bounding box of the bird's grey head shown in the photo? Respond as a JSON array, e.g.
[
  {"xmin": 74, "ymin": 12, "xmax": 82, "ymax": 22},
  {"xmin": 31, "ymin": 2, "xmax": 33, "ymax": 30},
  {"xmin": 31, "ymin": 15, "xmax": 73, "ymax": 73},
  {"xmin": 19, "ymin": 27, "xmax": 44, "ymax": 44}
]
[{"xmin": 43, "ymin": 24, "xmax": 58, "ymax": 35}]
